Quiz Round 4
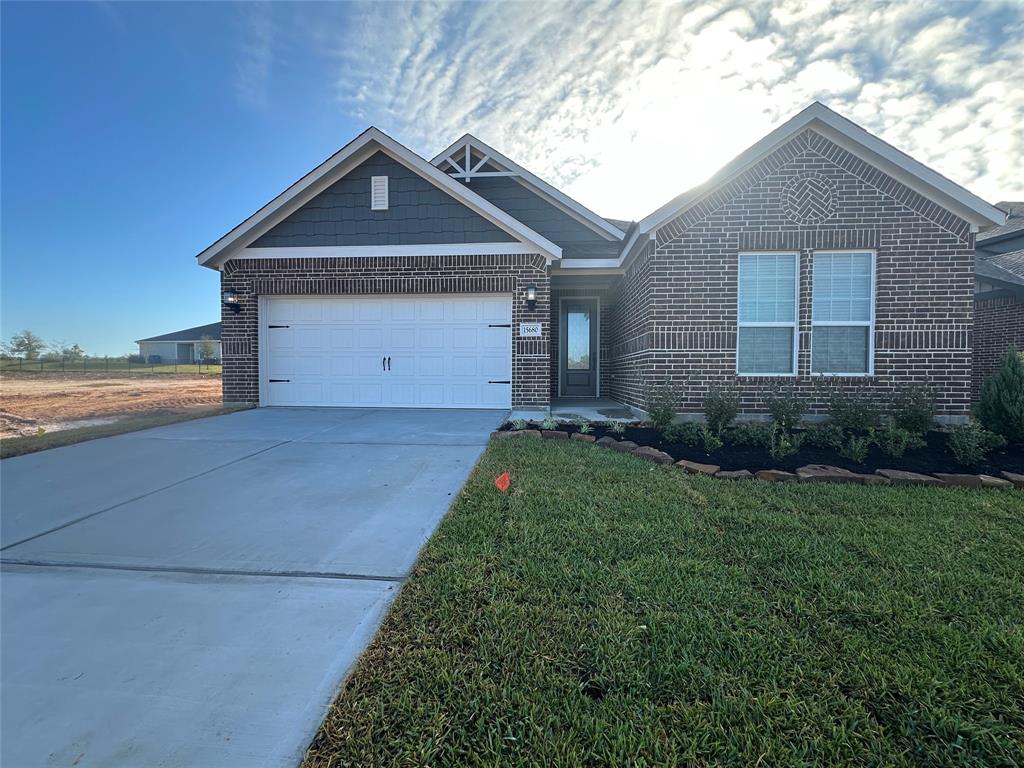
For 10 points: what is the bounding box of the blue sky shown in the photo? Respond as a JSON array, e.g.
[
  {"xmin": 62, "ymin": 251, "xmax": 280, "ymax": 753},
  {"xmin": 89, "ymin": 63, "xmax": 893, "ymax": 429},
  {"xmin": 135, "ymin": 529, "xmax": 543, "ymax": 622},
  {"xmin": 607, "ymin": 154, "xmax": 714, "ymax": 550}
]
[{"xmin": 3, "ymin": 0, "xmax": 1022, "ymax": 356}]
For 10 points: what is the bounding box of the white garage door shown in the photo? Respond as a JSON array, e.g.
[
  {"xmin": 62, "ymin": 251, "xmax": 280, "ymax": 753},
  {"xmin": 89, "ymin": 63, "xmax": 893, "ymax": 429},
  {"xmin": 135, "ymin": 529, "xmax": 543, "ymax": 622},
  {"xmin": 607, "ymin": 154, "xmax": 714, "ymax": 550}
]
[{"xmin": 262, "ymin": 295, "xmax": 512, "ymax": 408}]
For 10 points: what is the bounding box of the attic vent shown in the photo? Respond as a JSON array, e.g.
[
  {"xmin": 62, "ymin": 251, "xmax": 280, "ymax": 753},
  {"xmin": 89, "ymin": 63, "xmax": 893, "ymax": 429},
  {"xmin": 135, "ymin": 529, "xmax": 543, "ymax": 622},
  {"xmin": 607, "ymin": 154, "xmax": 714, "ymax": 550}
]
[{"xmin": 370, "ymin": 175, "xmax": 389, "ymax": 211}]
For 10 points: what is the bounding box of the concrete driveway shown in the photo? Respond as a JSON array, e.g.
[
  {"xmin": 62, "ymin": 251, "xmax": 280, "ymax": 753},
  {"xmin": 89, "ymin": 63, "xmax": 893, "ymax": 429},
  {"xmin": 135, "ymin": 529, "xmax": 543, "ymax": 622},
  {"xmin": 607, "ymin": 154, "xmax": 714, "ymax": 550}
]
[{"xmin": 1, "ymin": 407, "xmax": 502, "ymax": 767}]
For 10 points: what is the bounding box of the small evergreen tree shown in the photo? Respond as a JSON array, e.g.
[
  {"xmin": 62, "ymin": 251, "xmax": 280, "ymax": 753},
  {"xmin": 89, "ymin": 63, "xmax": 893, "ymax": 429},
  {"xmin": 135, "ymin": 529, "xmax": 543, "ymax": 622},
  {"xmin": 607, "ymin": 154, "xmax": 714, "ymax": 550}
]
[{"xmin": 976, "ymin": 345, "xmax": 1024, "ymax": 444}]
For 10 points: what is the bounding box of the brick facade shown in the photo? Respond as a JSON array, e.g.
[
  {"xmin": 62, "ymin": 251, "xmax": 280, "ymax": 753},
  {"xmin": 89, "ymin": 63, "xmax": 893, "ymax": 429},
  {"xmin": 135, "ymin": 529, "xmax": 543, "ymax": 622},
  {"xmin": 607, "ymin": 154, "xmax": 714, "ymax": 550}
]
[
  {"xmin": 973, "ymin": 292, "xmax": 1024, "ymax": 399},
  {"xmin": 220, "ymin": 254, "xmax": 549, "ymax": 407},
  {"xmin": 605, "ymin": 128, "xmax": 976, "ymax": 419}
]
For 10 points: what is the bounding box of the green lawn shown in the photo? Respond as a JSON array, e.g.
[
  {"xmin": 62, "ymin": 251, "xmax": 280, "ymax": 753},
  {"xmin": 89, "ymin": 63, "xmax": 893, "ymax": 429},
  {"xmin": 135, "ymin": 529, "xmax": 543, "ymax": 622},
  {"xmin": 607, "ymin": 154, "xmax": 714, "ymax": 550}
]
[
  {"xmin": 0, "ymin": 405, "xmax": 249, "ymax": 459},
  {"xmin": 305, "ymin": 438, "xmax": 1024, "ymax": 767}
]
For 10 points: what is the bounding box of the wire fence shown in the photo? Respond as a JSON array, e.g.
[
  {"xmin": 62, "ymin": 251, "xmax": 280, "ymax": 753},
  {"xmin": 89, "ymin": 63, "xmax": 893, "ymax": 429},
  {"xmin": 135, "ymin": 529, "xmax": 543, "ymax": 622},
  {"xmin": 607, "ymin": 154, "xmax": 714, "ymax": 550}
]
[{"xmin": 0, "ymin": 357, "xmax": 222, "ymax": 375}]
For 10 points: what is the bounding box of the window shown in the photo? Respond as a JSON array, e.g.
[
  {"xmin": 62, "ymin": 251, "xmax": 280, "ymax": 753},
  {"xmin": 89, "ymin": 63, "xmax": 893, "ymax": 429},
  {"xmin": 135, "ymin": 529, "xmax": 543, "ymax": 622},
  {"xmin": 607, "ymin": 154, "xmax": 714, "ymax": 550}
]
[
  {"xmin": 811, "ymin": 251, "xmax": 874, "ymax": 374},
  {"xmin": 737, "ymin": 252, "xmax": 798, "ymax": 375},
  {"xmin": 370, "ymin": 175, "xmax": 389, "ymax": 210}
]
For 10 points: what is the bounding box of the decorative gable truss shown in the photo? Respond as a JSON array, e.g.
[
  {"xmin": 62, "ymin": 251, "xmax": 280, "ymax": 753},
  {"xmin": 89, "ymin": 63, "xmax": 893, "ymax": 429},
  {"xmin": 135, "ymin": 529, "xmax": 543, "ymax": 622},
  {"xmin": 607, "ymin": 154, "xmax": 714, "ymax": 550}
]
[
  {"xmin": 436, "ymin": 139, "xmax": 518, "ymax": 181},
  {"xmin": 433, "ymin": 135, "xmax": 626, "ymax": 241}
]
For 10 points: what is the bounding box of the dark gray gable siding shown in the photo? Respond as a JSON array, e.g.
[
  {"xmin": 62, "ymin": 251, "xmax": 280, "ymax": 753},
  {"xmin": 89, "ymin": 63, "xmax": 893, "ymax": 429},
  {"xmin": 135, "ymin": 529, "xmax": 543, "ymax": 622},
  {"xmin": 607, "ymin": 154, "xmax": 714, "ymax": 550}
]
[
  {"xmin": 460, "ymin": 176, "xmax": 620, "ymax": 259},
  {"xmin": 252, "ymin": 152, "xmax": 515, "ymax": 247}
]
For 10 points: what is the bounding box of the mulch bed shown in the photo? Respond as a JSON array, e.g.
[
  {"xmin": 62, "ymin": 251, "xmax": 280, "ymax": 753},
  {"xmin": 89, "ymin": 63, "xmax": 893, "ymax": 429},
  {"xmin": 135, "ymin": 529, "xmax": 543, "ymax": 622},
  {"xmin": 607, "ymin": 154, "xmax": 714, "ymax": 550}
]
[{"xmin": 502, "ymin": 422, "xmax": 1024, "ymax": 475}]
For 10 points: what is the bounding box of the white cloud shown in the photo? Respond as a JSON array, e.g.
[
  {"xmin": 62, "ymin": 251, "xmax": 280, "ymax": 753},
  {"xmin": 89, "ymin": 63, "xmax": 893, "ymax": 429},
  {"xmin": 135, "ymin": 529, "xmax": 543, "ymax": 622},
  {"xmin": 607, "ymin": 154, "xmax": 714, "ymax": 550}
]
[
  {"xmin": 325, "ymin": 0, "xmax": 1023, "ymax": 218},
  {"xmin": 235, "ymin": 3, "xmax": 274, "ymax": 109}
]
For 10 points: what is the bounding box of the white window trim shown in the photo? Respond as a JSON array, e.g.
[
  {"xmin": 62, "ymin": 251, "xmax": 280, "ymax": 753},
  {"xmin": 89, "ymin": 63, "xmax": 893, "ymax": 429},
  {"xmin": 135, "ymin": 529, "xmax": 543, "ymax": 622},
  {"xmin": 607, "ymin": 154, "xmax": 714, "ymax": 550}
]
[
  {"xmin": 736, "ymin": 251, "xmax": 800, "ymax": 377},
  {"xmin": 810, "ymin": 249, "xmax": 876, "ymax": 377}
]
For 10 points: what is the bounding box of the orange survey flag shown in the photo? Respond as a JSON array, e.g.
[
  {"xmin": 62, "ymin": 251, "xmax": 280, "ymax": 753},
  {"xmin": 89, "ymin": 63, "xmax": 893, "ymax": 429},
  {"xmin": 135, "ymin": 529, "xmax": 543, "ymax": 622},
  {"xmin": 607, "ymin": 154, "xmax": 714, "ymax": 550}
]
[{"xmin": 495, "ymin": 471, "xmax": 510, "ymax": 492}]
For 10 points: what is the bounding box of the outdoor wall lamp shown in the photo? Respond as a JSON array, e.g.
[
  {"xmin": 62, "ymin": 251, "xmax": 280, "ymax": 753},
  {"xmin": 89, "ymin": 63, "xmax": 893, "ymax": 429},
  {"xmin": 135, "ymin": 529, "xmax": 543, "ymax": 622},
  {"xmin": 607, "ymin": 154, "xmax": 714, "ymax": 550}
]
[
  {"xmin": 223, "ymin": 288, "xmax": 242, "ymax": 314},
  {"xmin": 526, "ymin": 284, "xmax": 537, "ymax": 311}
]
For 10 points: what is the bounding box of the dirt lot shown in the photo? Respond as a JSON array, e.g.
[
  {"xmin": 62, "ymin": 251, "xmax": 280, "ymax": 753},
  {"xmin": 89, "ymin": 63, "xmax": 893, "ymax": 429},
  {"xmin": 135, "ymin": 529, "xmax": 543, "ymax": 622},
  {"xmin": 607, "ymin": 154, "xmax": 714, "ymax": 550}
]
[{"xmin": 0, "ymin": 373, "xmax": 223, "ymax": 438}]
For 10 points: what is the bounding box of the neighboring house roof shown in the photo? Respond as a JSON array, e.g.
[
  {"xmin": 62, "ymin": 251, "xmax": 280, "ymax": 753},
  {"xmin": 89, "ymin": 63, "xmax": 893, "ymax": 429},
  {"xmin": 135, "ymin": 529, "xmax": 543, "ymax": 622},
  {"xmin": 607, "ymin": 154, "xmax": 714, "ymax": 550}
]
[
  {"xmin": 978, "ymin": 201, "xmax": 1024, "ymax": 245},
  {"xmin": 978, "ymin": 248, "xmax": 1024, "ymax": 288},
  {"xmin": 430, "ymin": 135, "xmax": 626, "ymax": 241},
  {"xmin": 620, "ymin": 102, "xmax": 1007, "ymax": 265},
  {"xmin": 196, "ymin": 128, "xmax": 563, "ymax": 269},
  {"xmin": 136, "ymin": 322, "xmax": 222, "ymax": 344}
]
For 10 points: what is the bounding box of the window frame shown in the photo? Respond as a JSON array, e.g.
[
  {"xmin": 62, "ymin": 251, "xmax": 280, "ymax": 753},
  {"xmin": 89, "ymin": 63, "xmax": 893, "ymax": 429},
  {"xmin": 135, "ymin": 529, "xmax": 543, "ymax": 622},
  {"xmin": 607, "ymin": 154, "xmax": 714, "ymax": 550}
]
[
  {"xmin": 810, "ymin": 249, "xmax": 876, "ymax": 377},
  {"xmin": 735, "ymin": 251, "xmax": 800, "ymax": 377}
]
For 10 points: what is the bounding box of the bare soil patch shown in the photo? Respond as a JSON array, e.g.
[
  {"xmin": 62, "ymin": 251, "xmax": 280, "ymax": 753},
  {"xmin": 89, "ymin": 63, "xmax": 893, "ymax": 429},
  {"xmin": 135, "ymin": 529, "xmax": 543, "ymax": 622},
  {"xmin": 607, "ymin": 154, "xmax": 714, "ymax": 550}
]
[{"xmin": 0, "ymin": 373, "xmax": 223, "ymax": 438}]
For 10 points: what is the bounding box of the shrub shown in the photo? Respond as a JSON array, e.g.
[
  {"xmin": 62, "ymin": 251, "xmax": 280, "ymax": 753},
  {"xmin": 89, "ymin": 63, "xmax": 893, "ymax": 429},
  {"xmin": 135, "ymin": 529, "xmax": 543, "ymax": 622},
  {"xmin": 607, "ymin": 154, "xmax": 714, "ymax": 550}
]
[
  {"xmin": 948, "ymin": 421, "xmax": 1007, "ymax": 467},
  {"xmin": 644, "ymin": 382, "xmax": 679, "ymax": 432},
  {"xmin": 876, "ymin": 427, "xmax": 927, "ymax": 460},
  {"xmin": 701, "ymin": 427, "xmax": 724, "ymax": 453},
  {"xmin": 540, "ymin": 417, "xmax": 558, "ymax": 431},
  {"xmin": 609, "ymin": 421, "xmax": 626, "ymax": 435},
  {"xmin": 976, "ymin": 345, "xmax": 1024, "ymax": 444},
  {"xmin": 762, "ymin": 383, "xmax": 806, "ymax": 431},
  {"xmin": 510, "ymin": 418, "xmax": 528, "ymax": 430},
  {"xmin": 891, "ymin": 384, "xmax": 936, "ymax": 434},
  {"xmin": 575, "ymin": 419, "xmax": 592, "ymax": 435},
  {"xmin": 838, "ymin": 432, "xmax": 873, "ymax": 464},
  {"xmin": 704, "ymin": 385, "xmax": 740, "ymax": 435},
  {"xmin": 725, "ymin": 422, "xmax": 773, "ymax": 448},
  {"xmin": 802, "ymin": 424, "xmax": 845, "ymax": 452},
  {"xmin": 824, "ymin": 383, "xmax": 880, "ymax": 433},
  {"xmin": 767, "ymin": 423, "xmax": 804, "ymax": 461},
  {"xmin": 663, "ymin": 422, "xmax": 702, "ymax": 447}
]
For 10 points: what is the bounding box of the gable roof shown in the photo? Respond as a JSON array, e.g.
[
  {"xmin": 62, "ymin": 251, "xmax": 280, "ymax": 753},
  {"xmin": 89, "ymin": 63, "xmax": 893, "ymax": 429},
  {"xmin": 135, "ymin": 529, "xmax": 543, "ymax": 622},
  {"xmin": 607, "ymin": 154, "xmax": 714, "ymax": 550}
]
[
  {"xmin": 196, "ymin": 128, "xmax": 562, "ymax": 269},
  {"xmin": 430, "ymin": 135, "xmax": 626, "ymax": 241},
  {"xmin": 978, "ymin": 201, "xmax": 1024, "ymax": 244},
  {"xmin": 620, "ymin": 102, "xmax": 1007, "ymax": 264},
  {"xmin": 136, "ymin": 322, "xmax": 221, "ymax": 343},
  {"xmin": 978, "ymin": 248, "xmax": 1024, "ymax": 286}
]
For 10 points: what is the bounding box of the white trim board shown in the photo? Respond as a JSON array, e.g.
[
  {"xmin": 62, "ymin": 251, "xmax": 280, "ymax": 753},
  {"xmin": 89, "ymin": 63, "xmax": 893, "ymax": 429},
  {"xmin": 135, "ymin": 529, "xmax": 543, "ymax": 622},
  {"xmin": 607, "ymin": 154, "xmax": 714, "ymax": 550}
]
[
  {"xmin": 196, "ymin": 128, "xmax": 562, "ymax": 269},
  {"xmin": 431, "ymin": 135, "xmax": 626, "ymax": 241},
  {"xmin": 620, "ymin": 102, "xmax": 1006, "ymax": 266}
]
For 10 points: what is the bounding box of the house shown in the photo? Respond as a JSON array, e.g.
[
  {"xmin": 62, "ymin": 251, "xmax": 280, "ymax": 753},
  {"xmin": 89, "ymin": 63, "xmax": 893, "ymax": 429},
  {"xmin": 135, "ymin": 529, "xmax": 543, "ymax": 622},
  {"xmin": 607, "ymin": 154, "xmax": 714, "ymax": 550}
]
[
  {"xmin": 196, "ymin": 103, "xmax": 1005, "ymax": 421},
  {"xmin": 974, "ymin": 201, "xmax": 1024, "ymax": 398},
  {"xmin": 136, "ymin": 322, "xmax": 222, "ymax": 363}
]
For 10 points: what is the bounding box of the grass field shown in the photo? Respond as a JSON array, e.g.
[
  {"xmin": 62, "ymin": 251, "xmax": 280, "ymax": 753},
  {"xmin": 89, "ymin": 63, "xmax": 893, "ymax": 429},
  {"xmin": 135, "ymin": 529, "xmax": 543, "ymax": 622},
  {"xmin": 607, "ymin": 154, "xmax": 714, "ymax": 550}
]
[
  {"xmin": 0, "ymin": 359, "xmax": 221, "ymax": 375},
  {"xmin": 305, "ymin": 438, "xmax": 1024, "ymax": 767}
]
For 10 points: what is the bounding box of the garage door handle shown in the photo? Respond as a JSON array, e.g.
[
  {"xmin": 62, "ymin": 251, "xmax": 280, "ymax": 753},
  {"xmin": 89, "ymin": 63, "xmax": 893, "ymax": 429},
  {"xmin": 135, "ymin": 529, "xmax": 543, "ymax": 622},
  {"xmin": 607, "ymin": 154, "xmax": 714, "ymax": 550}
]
[
  {"xmin": 387, "ymin": 356, "xmax": 391, "ymax": 371},
  {"xmin": 269, "ymin": 379, "xmax": 290, "ymax": 383},
  {"xmin": 488, "ymin": 380, "xmax": 511, "ymax": 384},
  {"xmin": 488, "ymin": 323, "xmax": 511, "ymax": 327},
  {"xmin": 268, "ymin": 325, "xmax": 289, "ymax": 329}
]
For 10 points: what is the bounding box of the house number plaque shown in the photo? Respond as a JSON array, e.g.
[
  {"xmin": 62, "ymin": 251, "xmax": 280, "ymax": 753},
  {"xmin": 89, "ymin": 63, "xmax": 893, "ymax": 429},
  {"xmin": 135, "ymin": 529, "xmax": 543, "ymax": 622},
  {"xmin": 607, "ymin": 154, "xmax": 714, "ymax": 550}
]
[{"xmin": 519, "ymin": 322, "xmax": 543, "ymax": 338}]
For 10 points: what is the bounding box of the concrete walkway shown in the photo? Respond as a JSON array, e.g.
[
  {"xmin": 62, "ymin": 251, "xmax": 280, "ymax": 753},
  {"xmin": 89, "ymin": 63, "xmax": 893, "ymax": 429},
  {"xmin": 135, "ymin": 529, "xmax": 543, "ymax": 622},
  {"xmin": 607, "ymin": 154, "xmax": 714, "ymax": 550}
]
[{"xmin": 1, "ymin": 407, "xmax": 503, "ymax": 767}]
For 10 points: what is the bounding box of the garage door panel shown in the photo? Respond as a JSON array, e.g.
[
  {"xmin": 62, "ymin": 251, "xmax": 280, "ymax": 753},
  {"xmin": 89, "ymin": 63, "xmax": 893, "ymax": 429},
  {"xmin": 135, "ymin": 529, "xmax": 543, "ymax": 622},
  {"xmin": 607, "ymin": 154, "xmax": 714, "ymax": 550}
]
[
  {"xmin": 296, "ymin": 328, "xmax": 322, "ymax": 348},
  {"xmin": 452, "ymin": 328, "xmax": 477, "ymax": 348},
  {"xmin": 357, "ymin": 328, "xmax": 383, "ymax": 349},
  {"xmin": 388, "ymin": 328, "xmax": 416, "ymax": 349},
  {"xmin": 328, "ymin": 329, "xmax": 354, "ymax": 349},
  {"xmin": 419, "ymin": 329, "xmax": 444, "ymax": 348},
  {"xmin": 359, "ymin": 302, "xmax": 384, "ymax": 321},
  {"xmin": 418, "ymin": 302, "xmax": 445, "ymax": 321},
  {"xmin": 326, "ymin": 302, "xmax": 355, "ymax": 322},
  {"xmin": 329, "ymin": 356, "xmax": 356, "ymax": 376},
  {"xmin": 264, "ymin": 296, "xmax": 511, "ymax": 409},
  {"xmin": 479, "ymin": 356, "xmax": 507, "ymax": 377},
  {"xmin": 481, "ymin": 299, "xmax": 510, "ymax": 321},
  {"xmin": 418, "ymin": 357, "xmax": 444, "ymax": 377},
  {"xmin": 482, "ymin": 385, "xmax": 510, "ymax": 407},
  {"xmin": 357, "ymin": 355, "xmax": 385, "ymax": 376},
  {"xmin": 451, "ymin": 357, "xmax": 478, "ymax": 376}
]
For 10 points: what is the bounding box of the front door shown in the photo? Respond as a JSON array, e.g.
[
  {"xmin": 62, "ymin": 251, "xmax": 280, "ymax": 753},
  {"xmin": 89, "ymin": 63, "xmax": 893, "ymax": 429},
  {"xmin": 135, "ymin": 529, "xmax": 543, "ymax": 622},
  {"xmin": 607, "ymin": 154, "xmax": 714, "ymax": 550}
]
[{"xmin": 560, "ymin": 298, "xmax": 598, "ymax": 397}]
